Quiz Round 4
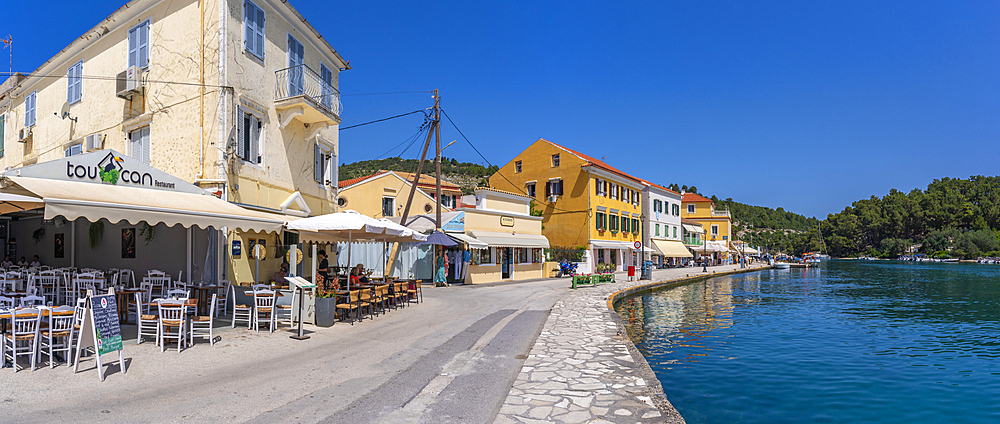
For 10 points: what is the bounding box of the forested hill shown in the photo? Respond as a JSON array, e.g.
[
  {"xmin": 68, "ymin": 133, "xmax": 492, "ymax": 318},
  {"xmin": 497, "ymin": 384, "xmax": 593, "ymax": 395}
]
[
  {"xmin": 714, "ymin": 197, "xmax": 819, "ymax": 231},
  {"xmin": 339, "ymin": 157, "xmax": 498, "ymax": 194},
  {"xmin": 822, "ymin": 176, "xmax": 1000, "ymax": 259}
]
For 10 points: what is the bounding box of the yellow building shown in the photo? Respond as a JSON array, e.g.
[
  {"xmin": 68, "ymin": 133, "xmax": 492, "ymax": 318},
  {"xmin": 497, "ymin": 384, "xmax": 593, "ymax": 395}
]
[
  {"xmin": 461, "ymin": 188, "xmax": 548, "ymax": 283},
  {"xmin": 0, "ymin": 0, "xmax": 348, "ymax": 284},
  {"xmin": 489, "ymin": 138, "xmax": 643, "ymax": 273},
  {"xmin": 682, "ymin": 192, "xmax": 734, "ymax": 263},
  {"xmin": 336, "ymin": 171, "xmax": 456, "ymax": 219}
]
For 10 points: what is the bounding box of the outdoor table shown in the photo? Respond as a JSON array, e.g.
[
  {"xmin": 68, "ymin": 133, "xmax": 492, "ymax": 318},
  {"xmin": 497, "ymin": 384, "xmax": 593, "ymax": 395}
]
[
  {"xmin": 189, "ymin": 285, "xmax": 224, "ymax": 316},
  {"xmin": 115, "ymin": 288, "xmax": 143, "ymax": 324}
]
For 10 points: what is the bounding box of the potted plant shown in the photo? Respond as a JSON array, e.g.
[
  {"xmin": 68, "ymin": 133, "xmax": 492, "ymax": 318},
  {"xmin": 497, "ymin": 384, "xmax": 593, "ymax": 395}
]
[{"xmin": 314, "ymin": 289, "xmax": 338, "ymax": 327}]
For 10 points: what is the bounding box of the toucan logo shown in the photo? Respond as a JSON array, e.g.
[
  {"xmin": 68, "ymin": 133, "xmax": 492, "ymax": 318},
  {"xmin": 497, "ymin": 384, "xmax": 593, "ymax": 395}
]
[{"xmin": 96, "ymin": 153, "xmax": 125, "ymax": 184}]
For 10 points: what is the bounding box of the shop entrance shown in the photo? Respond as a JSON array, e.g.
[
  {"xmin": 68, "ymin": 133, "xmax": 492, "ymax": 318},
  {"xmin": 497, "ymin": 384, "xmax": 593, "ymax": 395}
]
[{"xmin": 501, "ymin": 247, "xmax": 512, "ymax": 279}]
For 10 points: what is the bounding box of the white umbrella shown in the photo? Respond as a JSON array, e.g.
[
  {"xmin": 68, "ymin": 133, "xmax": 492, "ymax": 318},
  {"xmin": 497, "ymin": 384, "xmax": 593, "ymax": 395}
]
[
  {"xmin": 287, "ymin": 210, "xmax": 391, "ymax": 290},
  {"xmin": 376, "ymin": 218, "xmax": 428, "ymax": 280}
]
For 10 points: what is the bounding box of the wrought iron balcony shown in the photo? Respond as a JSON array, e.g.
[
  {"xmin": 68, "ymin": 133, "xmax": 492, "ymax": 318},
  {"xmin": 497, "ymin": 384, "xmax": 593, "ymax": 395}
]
[{"xmin": 275, "ymin": 64, "xmax": 342, "ymax": 128}]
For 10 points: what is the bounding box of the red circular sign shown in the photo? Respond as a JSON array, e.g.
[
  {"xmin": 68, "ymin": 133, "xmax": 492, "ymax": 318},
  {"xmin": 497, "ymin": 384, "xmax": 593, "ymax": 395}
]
[{"xmin": 634, "ymin": 241, "xmax": 642, "ymax": 249}]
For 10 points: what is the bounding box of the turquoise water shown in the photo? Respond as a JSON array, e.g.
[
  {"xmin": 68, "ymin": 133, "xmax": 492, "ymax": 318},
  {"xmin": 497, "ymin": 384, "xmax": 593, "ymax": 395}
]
[{"xmin": 616, "ymin": 261, "xmax": 1000, "ymax": 424}]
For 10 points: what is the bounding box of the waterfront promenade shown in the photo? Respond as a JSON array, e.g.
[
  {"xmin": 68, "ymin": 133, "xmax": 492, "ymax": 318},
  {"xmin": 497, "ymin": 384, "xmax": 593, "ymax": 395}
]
[{"xmin": 1, "ymin": 264, "xmax": 763, "ymax": 423}]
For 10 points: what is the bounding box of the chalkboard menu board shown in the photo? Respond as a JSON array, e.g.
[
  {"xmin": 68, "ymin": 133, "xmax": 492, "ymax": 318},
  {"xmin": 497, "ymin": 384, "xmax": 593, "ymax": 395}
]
[{"xmin": 91, "ymin": 294, "xmax": 123, "ymax": 355}]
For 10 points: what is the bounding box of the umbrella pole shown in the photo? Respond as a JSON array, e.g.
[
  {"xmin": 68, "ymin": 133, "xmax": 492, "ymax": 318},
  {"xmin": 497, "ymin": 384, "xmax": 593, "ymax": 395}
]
[{"xmin": 347, "ymin": 230, "xmax": 352, "ymax": 292}]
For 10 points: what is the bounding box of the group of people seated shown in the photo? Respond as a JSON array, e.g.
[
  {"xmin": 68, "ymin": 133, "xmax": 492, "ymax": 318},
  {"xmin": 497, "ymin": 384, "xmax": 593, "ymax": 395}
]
[
  {"xmin": 1, "ymin": 255, "xmax": 41, "ymax": 269},
  {"xmin": 269, "ymin": 249, "xmax": 371, "ymax": 291}
]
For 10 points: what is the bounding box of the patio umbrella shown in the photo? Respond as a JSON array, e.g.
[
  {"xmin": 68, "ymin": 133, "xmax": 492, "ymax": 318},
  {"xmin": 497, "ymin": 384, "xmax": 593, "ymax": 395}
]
[
  {"xmin": 0, "ymin": 193, "xmax": 44, "ymax": 215},
  {"xmin": 287, "ymin": 210, "xmax": 390, "ymax": 291},
  {"xmin": 417, "ymin": 231, "xmax": 458, "ymax": 287}
]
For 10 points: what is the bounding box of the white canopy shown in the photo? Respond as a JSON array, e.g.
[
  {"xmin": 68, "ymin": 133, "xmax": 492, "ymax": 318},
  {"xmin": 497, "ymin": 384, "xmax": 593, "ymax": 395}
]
[
  {"xmin": 4, "ymin": 176, "xmax": 285, "ymax": 233},
  {"xmin": 651, "ymin": 239, "xmax": 693, "ymax": 258},
  {"xmin": 447, "ymin": 232, "xmax": 488, "ymax": 249},
  {"xmin": 471, "ymin": 231, "xmax": 550, "ymax": 248},
  {"xmin": 0, "ymin": 192, "xmax": 44, "ymax": 215},
  {"xmin": 682, "ymin": 224, "xmax": 705, "ymax": 234}
]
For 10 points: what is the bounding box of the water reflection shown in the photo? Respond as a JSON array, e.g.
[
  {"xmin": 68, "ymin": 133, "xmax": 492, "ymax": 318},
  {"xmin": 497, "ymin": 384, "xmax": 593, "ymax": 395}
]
[{"xmin": 616, "ymin": 261, "xmax": 1000, "ymax": 424}]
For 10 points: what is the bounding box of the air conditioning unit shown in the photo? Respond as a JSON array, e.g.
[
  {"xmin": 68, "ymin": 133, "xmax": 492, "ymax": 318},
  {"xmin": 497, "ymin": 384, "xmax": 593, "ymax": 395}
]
[
  {"xmin": 17, "ymin": 128, "xmax": 31, "ymax": 143},
  {"xmin": 548, "ymin": 194, "xmax": 558, "ymax": 203},
  {"xmin": 85, "ymin": 133, "xmax": 104, "ymax": 151},
  {"xmin": 116, "ymin": 66, "xmax": 143, "ymax": 99}
]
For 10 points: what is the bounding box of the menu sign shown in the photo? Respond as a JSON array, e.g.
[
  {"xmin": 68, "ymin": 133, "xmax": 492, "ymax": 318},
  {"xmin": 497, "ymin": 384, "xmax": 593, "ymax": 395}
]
[{"xmin": 92, "ymin": 294, "xmax": 123, "ymax": 355}]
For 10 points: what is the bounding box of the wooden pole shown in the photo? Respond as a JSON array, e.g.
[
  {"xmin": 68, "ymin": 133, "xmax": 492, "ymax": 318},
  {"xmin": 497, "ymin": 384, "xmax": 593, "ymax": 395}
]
[
  {"xmin": 434, "ymin": 89, "xmax": 442, "ymax": 229},
  {"xmin": 398, "ymin": 119, "xmax": 436, "ymax": 227}
]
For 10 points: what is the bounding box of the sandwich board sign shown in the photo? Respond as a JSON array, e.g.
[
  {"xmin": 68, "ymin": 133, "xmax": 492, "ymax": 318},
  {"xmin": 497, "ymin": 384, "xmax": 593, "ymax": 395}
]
[{"xmin": 74, "ymin": 289, "xmax": 127, "ymax": 381}]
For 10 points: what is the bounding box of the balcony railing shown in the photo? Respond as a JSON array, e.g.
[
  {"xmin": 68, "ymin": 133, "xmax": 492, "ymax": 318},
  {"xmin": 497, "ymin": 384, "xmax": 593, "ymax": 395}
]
[
  {"xmin": 275, "ymin": 64, "xmax": 342, "ymax": 118},
  {"xmin": 712, "ymin": 209, "xmax": 731, "ymax": 217}
]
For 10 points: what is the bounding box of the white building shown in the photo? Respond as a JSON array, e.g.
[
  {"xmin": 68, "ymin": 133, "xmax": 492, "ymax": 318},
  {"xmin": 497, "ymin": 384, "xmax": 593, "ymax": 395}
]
[{"xmin": 641, "ymin": 180, "xmax": 690, "ymax": 266}]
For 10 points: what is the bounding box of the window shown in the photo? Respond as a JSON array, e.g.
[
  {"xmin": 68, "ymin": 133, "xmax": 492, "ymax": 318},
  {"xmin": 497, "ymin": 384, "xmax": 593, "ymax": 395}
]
[
  {"xmin": 67, "ymin": 61, "xmax": 83, "ymax": 104},
  {"xmin": 337, "ymin": 197, "xmax": 347, "ymax": 207},
  {"xmin": 596, "ymin": 249, "xmax": 605, "ymax": 264},
  {"xmin": 609, "ymin": 183, "xmax": 616, "ymax": 200},
  {"xmin": 595, "ymin": 212, "xmax": 606, "ymax": 230},
  {"xmin": 481, "ymin": 248, "xmax": 492, "ymax": 264},
  {"xmin": 128, "ymin": 20, "xmax": 150, "ymax": 69},
  {"xmin": 526, "ymin": 183, "xmax": 535, "ymax": 198},
  {"xmin": 314, "ymin": 143, "xmax": 333, "ymax": 184},
  {"xmin": 610, "ymin": 215, "xmax": 619, "ymax": 233},
  {"xmin": 382, "ymin": 197, "xmax": 395, "ymax": 217},
  {"xmin": 551, "ymin": 154, "xmax": 560, "ymax": 167},
  {"xmin": 632, "ymin": 219, "xmax": 639, "ymax": 234},
  {"xmin": 673, "ymin": 226, "xmax": 677, "ymax": 238},
  {"xmin": 25, "ymin": 91, "xmax": 36, "ymax": 128},
  {"xmin": 545, "ymin": 179, "xmax": 563, "ymax": 197},
  {"xmin": 320, "ymin": 64, "xmax": 334, "ymax": 109},
  {"xmin": 518, "ymin": 247, "xmax": 529, "ymax": 263},
  {"xmin": 65, "ymin": 142, "xmax": 83, "ymax": 157},
  {"xmin": 687, "ymin": 204, "xmax": 695, "ymax": 214},
  {"xmin": 622, "ymin": 217, "xmax": 629, "ymax": 233},
  {"xmin": 244, "ymin": 1, "xmax": 266, "ymax": 59},
  {"xmin": 129, "ymin": 126, "xmax": 150, "ymax": 164},
  {"xmin": 711, "ymin": 225, "xmax": 719, "ymax": 236},
  {"xmin": 655, "ymin": 224, "xmax": 660, "ymax": 236},
  {"xmin": 287, "ymin": 35, "xmax": 305, "ymax": 96},
  {"xmin": 236, "ymin": 106, "xmax": 261, "ymax": 164},
  {"xmin": 532, "ymin": 248, "xmax": 543, "ymax": 263},
  {"xmin": 673, "ymin": 204, "xmax": 680, "ymax": 216},
  {"xmin": 515, "ymin": 161, "xmax": 522, "ymax": 173}
]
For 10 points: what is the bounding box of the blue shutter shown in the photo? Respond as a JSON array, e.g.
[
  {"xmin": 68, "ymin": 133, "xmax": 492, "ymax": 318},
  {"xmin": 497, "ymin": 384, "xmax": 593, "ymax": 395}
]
[
  {"xmin": 314, "ymin": 144, "xmax": 323, "ymax": 182},
  {"xmin": 255, "ymin": 6, "xmax": 265, "ymax": 58},
  {"xmin": 128, "ymin": 27, "xmax": 137, "ymax": 67},
  {"xmin": 250, "ymin": 114, "xmax": 260, "ymax": 163},
  {"xmin": 244, "ymin": 1, "xmax": 255, "ymax": 55},
  {"xmin": 25, "ymin": 91, "xmax": 36, "ymax": 127},
  {"xmin": 67, "ymin": 61, "xmax": 83, "ymax": 104},
  {"xmin": 236, "ymin": 106, "xmax": 245, "ymax": 160},
  {"xmin": 138, "ymin": 21, "xmax": 149, "ymax": 68},
  {"xmin": 0, "ymin": 115, "xmax": 5, "ymax": 158}
]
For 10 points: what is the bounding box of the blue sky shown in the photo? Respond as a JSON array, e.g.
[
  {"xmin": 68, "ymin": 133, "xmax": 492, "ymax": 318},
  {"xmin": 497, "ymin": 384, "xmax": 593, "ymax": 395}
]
[{"xmin": 3, "ymin": 1, "xmax": 998, "ymax": 219}]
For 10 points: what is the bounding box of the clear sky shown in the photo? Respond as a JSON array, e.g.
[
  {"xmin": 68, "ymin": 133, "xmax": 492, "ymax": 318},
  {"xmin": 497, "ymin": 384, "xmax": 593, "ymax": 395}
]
[{"xmin": 3, "ymin": 1, "xmax": 998, "ymax": 219}]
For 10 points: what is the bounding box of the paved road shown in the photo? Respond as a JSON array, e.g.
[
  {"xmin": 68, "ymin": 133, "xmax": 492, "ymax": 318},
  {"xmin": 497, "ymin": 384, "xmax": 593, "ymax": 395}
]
[{"xmin": 1, "ymin": 278, "xmax": 566, "ymax": 423}]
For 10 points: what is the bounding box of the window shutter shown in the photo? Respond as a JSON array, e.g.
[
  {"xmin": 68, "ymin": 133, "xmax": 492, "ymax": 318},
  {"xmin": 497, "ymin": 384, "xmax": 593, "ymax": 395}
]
[
  {"xmin": 329, "ymin": 151, "xmax": 338, "ymax": 184},
  {"xmin": 244, "ymin": 1, "xmax": 255, "ymax": 54},
  {"xmin": 314, "ymin": 144, "xmax": 323, "ymax": 182},
  {"xmin": 236, "ymin": 106, "xmax": 245, "ymax": 160},
  {"xmin": 138, "ymin": 21, "xmax": 149, "ymax": 68},
  {"xmin": 545, "ymin": 181, "xmax": 551, "ymax": 197},
  {"xmin": 128, "ymin": 27, "xmax": 137, "ymax": 68},
  {"xmin": 255, "ymin": 7, "xmax": 265, "ymax": 58},
  {"xmin": 141, "ymin": 127, "xmax": 151, "ymax": 165},
  {"xmin": 250, "ymin": 114, "xmax": 260, "ymax": 163},
  {"xmin": 74, "ymin": 62, "xmax": 83, "ymax": 103}
]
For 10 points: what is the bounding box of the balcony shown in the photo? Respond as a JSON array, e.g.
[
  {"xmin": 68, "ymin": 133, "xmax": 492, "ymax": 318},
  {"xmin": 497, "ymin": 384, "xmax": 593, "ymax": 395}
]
[
  {"xmin": 683, "ymin": 236, "xmax": 703, "ymax": 246},
  {"xmin": 712, "ymin": 209, "xmax": 731, "ymax": 218},
  {"xmin": 275, "ymin": 65, "xmax": 342, "ymax": 132}
]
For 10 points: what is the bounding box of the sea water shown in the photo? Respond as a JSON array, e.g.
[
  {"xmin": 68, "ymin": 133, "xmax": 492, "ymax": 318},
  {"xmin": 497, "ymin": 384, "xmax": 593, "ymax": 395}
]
[{"xmin": 616, "ymin": 261, "xmax": 1000, "ymax": 424}]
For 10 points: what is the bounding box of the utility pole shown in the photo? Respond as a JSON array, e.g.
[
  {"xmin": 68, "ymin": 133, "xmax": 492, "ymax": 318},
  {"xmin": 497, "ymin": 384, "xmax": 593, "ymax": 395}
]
[{"xmin": 434, "ymin": 89, "xmax": 442, "ymax": 229}]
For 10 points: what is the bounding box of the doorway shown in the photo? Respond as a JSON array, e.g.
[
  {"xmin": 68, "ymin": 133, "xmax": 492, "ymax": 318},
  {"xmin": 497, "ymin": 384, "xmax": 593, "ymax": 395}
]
[{"xmin": 501, "ymin": 247, "xmax": 512, "ymax": 279}]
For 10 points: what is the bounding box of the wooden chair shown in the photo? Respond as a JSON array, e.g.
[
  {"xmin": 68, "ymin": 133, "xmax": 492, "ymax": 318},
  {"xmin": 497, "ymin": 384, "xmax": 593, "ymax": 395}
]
[
  {"xmin": 189, "ymin": 294, "xmax": 217, "ymax": 346},
  {"xmin": 275, "ymin": 290, "xmax": 293, "ymax": 330},
  {"xmin": 357, "ymin": 288, "xmax": 374, "ymax": 320},
  {"xmin": 157, "ymin": 301, "xmax": 186, "ymax": 353},
  {"xmin": 394, "ymin": 282, "xmax": 408, "ymax": 308},
  {"xmin": 231, "ymin": 285, "xmax": 253, "ymax": 329},
  {"xmin": 40, "ymin": 307, "xmax": 76, "ymax": 368},
  {"xmin": 2, "ymin": 308, "xmax": 42, "ymax": 371},
  {"xmin": 336, "ymin": 290, "xmax": 361, "ymax": 325},
  {"xmin": 136, "ymin": 293, "xmax": 159, "ymax": 345},
  {"xmin": 407, "ymin": 281, "xmax": 423, "ymax": 304}
]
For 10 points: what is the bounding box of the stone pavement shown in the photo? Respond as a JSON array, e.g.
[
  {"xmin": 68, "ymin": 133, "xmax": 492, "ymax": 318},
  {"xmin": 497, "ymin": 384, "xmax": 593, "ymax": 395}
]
[{"xmin": 493, "ymin": 264, "xmax": 769, "ymax": 424}]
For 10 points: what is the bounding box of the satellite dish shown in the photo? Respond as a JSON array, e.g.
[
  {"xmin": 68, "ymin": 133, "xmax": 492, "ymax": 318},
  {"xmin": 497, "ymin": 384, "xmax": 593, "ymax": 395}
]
[{"xmin": 59, "ymin": 102, "xmax": 71, "ymax": 119}]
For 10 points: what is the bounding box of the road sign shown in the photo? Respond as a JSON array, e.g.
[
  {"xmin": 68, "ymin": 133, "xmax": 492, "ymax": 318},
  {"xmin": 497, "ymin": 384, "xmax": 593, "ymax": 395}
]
[{"xmin": 634, "ymin": 241, "xmax": 642, "ymax": 249}]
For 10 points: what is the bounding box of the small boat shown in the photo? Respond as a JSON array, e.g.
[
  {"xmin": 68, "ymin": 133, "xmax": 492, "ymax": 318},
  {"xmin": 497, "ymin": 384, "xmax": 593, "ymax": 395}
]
[{"xmin": 773, "ymin": 262, "xmax": 791, "ymax": 269}]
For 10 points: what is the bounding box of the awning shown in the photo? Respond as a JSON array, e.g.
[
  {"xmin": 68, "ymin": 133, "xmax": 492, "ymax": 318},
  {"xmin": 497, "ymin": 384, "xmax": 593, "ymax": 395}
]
[
  {"xmin": 0, "ymin": 192, "xmax": 44, "ymax": 215},
  {"xmin": 447, "ymin": 232, "xmax": 487, "ymax": 249},
  {"xmin": 651, "ymin": 239, "xmax": 693, "ymax": 258},
  {"xmin": 5, "ymin": 176, "xmax": 285, "ymax": 233},
  {"xmin": 590, "ymin": 240, "xmax": 638, "ymax": 250},
  {"xmin": 682, "ymin": 224, "xmax": 704, "ymax": 234},
  {"xmin": 693, "ymin": 241, "xmax": 729, "ymax": 253},
  {"xmin": 469, "ymin": 231, "xmax": 549, "ymax": 248}
]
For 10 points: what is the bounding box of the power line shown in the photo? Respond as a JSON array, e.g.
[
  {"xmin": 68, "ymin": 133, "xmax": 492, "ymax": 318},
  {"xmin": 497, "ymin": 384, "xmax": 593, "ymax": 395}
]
[
  {"xmin": 340, "ymin": 109, "xmax": 427, "ymax": 130},
  {"xmin": 440, "ymin": 108, "xmax": 589, "ymax": 214},
  {"xmin": 0, "ymin": 71, "xmax": 233, "ymax": 90},
  {"xmin": 341, "ymin": 91, "xmax": 432, "ymax": 97}
]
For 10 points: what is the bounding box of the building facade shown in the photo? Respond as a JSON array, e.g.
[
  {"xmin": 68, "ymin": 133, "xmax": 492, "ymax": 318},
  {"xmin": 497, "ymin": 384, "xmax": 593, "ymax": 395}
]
[
  {"xmin": 336, "ymin": 171, "xmax": 452, "ymax": 219},
  {"xmin": 682, "ymin": 192, "xmax": 733, "ymax": 263},
  {"xmin": 0, "ymin": 0, "xmax": 347, "ymax": 284},
  {"xmin": 488, "ymin": 138, "xmax": 643, "ymax": 273},
  {"xmin": 640, "ymin": 181, "xmax": 690, "ymax": 266}
]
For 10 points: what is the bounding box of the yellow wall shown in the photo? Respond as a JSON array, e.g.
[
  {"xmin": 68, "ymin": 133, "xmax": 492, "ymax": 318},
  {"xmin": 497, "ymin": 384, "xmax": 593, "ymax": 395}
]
[
  {"xmin": 488, "ymin": 139, "xmax": 591, "ymax": 249},
  {"xmin": 464, "ymin": 209, "xmax": 542, "ymax": 234},
  {"xmin": 338, "ymin": 173, "xmax": 438, "ymax": 218},
  {"xmin": 682, "ymin": 200, "xmax": 732, "ymax": 242},
  {"xmin": 589, "ymin": 175, "xmax": 643, "ymax": 245}
]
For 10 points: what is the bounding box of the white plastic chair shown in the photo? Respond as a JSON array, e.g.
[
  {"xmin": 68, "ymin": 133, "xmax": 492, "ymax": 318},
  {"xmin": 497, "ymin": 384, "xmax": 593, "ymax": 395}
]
[
  {"xmin": 40, "ymin": 306, "xmax": 76, "ymax": 368},
  {"xmin": 190, "ymin": 294, "xmax": 217, "ymax": 346},
  {"xmin": 157, "ymin": 301, "xmax": 186, "ymax": 353},
  {"xmin": 2, "ymin": 308, "xmax": 42, "ymax": 372},
  {"xmin": 252, "ymin": 290, "xmax": 276, "ymax": 333}
]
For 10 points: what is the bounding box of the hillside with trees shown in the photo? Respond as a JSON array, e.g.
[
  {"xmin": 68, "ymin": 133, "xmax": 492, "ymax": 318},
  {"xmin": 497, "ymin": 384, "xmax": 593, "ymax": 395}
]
[
  {"xmin": 339, "ymin": 157, "xmax": 498, "ymax": 194},
  {"xmin": 822, "ymin": 176, "xmax": 1000, "ymax": 259}
]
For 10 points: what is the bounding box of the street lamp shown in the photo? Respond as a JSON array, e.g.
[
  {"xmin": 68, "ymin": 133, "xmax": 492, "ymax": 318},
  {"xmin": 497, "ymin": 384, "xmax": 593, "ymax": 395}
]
[{"xmin": 640, "ymin": 214, "xmax": 646, "ymax": 280}]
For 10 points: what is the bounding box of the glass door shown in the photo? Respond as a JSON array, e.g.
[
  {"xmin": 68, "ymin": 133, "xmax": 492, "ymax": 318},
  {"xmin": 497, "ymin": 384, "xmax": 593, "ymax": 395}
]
[{"xmin": 501, "ymin": 247, "xmax": 511, "ymax": 279}]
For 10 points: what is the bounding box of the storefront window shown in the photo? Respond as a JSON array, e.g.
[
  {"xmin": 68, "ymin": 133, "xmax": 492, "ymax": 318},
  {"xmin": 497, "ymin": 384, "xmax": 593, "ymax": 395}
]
[
  {"xmin": 518, "ymin": 248, "xmax": 529, "ymax": 263},
  {"xmin": 481, "ymin": 248, "xmax": 492, "ymax": 264},
  {"xmin": 532, "ymin": 248, "xmax": 542, "ymax": 263}
]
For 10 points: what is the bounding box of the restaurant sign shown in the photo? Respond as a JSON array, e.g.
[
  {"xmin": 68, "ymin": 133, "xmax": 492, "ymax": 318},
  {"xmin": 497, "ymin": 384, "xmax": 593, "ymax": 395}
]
[{"xmin": 7, "ymin": 149, "xmax": 207, "ymax": 195}]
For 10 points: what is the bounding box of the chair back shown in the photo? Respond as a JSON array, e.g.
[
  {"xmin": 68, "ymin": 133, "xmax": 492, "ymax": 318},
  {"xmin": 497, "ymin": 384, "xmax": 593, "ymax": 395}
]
[
  {"xmin": 207, "ymin": 293, "xmax": 217, "ymax": 319},
  {"xmin": 20, "ymin": 294, "xmax": 45, "ymax": 307},
  {"xmin": 157, "ymin": 301, "xmax": 185, "ymax": 325},
  {"xmin": 252, "ymin": 284, "xmax": 270, "ymax": 291},
  {"xmin": 0, "ymin": 296, "xmax": 14, "ymax": 308},
  {"xmin": 118, "ymin": 269, "xmax": 134, "ymax": 288},
  {"xmin": 147, "ymin": 270, "xmax": 165, "ymax": 277},
  {"xmin": 9, "ymin": 308, "xmax": 41, "ymax": 338},
  {"xmin": 47, "ymin": 307, "xmax": 76, "ymax": 333},
  {"xmin": 166, "ymin": 289, "xmax": 189, "ymax": 300},
  {"xmin": 253, "ymin": 290, "xmax": 276, "ymax": 310}
]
